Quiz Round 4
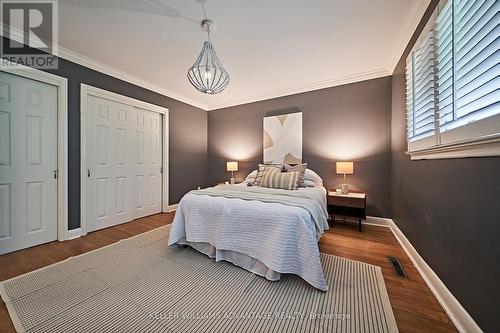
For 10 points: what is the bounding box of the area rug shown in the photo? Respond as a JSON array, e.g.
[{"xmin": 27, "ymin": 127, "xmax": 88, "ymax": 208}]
[{"xmin": 0, "ymin": 225, "xmax": 398, "ymax": 332}]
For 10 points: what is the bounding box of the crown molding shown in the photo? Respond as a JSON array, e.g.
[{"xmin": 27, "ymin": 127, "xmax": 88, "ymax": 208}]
[
  {"xmin": 387, "ymin": 0, "xmax": 431, "ymax": 74},
  {"xmin": 57, "ymin": 47, "xmax": 209, "ymax": 110},
  {"xmin": 206, "ymin": 68, "xmax": 392, "ymax": 111},
  {"xmin": 2, "ymin": 22, "xmax": 401, "ymax": 112},
  {"xmin": 0, "ymin": 25, "xmax": 209, "ymax": 110}
]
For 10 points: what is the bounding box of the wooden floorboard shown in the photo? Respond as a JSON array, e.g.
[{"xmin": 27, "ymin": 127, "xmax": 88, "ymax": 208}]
[
  {"xmin": 0, "ymin": 213, "xmax": 457, "ymax": 332},
  {"xmin": 319, "ymin": 222, "xmax": 457, "ymax": 333}
]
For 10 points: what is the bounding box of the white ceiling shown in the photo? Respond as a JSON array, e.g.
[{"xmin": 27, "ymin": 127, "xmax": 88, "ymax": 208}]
[{"xmin": 58, "ymin": 0, "xmax": 429, "ymax": 110}]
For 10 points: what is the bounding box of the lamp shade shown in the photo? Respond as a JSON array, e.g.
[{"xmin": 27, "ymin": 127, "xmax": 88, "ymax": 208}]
[
  {"xmin": 226, "ymin": 161, "xmax": 238, "ymax": 172},
  {"xmin": 336, "ymin": 161, "xmax": 353, "ymax": 174}
]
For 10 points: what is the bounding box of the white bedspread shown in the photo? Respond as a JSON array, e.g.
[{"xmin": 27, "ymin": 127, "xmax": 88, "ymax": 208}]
[{"xmin": 168, "ymin": 184, "xmax": 329, "ymax": 291}]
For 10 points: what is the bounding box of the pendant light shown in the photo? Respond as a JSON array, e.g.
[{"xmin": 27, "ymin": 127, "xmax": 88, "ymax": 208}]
[{"xmin": 187, "ymin": 19, "xmax": 230, "ymax": 94}]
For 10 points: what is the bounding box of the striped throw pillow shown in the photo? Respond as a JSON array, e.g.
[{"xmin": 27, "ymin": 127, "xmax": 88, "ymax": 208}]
[
  {"xmin": 252, "ymin": 164, "xmax": 282, "ymax": 186},
  {"xmin": 283, "ymin": 163, "xmax": 307, "ymax": 187},
  {"xmin": 260, "ymin": 169, "xmax": 300, "ymax": 190}
]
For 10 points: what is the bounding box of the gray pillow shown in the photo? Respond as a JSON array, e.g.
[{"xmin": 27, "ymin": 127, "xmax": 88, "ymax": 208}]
[
  {"xmin": 260, "ymin": 169, "xmax": 300, "ymax": 190},
  {"xmin": 283, "ymin": 163, "xmax": 307, "ymax": 187},
  {"xmin": 252, "ymin": 164, "xmax": 282, "ymax": 186}
]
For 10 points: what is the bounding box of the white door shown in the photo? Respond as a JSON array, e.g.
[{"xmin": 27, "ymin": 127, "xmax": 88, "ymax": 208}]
[
  {"xmin": 86, "ymin": 96, "xmax": 162, "ymax": 232},
  {"xmin": 0, "ymin": 72, "xmax": 58, "ymax": 254},
  {"xmin": 133, "ymin": 107, "xmax": 162, "ymax": 219}
]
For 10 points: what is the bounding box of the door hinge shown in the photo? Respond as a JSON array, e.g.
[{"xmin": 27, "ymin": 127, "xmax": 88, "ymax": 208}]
[
  {"xmin": 160, "ymin": 167, "xmax": 163, "ymax": 174},
  {"xmin": 87, "ymin": 169, "xmax": 91, "ymax": 178},
  {"xmin": 54, "ymin": 169, "xmax": 58, "ymax": 179}
]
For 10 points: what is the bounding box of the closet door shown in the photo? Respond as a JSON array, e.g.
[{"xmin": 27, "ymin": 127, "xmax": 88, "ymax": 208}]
[
  {"xmin": 86, "ymin": 96, "xmax": 162, "ymax": 232},
  {"xmin": 132, "ymin": 107, "xmax": 162, "ymax": 219},
  {"xmin": 0, "ymin": 72, "xmax": 57, "ymax": 254},
  {"xmin": 86, "ymin": 96, "xmax": 133, "ymax": 232}
]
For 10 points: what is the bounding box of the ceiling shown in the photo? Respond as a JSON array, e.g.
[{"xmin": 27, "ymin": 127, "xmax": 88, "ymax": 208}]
[{"xmin": 58, "ymin": 0, "xmax": 430, "ymax": 110}]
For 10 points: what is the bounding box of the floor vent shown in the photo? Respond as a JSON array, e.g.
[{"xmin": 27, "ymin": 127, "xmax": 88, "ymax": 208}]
[{"xmin": 388, "ymin": 256, "xmax": 407, "ymax": 278}]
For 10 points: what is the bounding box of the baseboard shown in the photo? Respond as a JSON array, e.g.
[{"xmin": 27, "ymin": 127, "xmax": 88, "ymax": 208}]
[
  {"xmin": 369, "ymin": 217, "xmax": 483, "ymax": 333},
  {"xmin": 167, "ymin": 204, "xmax": 178, "ymax": 212},
  {"xmin": 365, "ymin": 216, "xmax": 392, "ymax": 228},
  {"xmin": 65, "ymin": 228, "xmax": 82, "ymax": 241}
]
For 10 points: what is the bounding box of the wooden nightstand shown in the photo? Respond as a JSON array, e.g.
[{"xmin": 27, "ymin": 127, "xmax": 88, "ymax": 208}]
[{"xmin": 327, "ymin": 191, "xmax": 366, "ymax": 231}]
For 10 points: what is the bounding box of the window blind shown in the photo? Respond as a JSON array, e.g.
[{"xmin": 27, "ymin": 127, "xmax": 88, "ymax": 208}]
[
  {"xmin": 406, "ymin": 0, "xmax": 500, "ymax": 155},
  {"xmin": 408, "ymin": 31, "xmax": 436, "ymax": 143},
  {"xmin": 406, "ymin": 56, "xmax": 415, "ymax": 139},
  {"xmin": 437, "ymin": 0, "xmax": 454, "ymax": 128},
  {"xmin": 445, "ymin": 0, "xmax": 500, "ymax": 131}
]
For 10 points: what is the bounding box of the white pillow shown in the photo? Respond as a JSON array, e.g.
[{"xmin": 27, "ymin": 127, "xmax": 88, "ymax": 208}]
[
  {"xmin": 304, "ymin": 179, "xmax": 322, "ymax": 187},
  {"xmin": 304, "ymin": 169, "xmax": 323, "ymax": 186},
  {"xmin": 244, "ymin": 170, "xmax": 258, "ymax": 182}
]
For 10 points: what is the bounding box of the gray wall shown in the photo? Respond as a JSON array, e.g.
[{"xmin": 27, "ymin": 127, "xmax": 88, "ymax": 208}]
[
  {"xmin": 390, "ymin": 2, "xmax": 499, "ymax": 331},
  {"xmin": 208, "ymin": 77, "xmax": 392, "ymax": 217},
  {"xmin": 2, "ymin": 37, "xmax": 208, "ymax": 230}
]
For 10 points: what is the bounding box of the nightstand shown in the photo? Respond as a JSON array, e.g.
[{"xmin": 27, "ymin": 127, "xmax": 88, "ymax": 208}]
[
  {"xmin": 217, "ymin": 181, "xmax": 242, "ymax": 185},
  {"xmin": 327, "ymin": 191, "xmax": 366, "ymax": 231}
]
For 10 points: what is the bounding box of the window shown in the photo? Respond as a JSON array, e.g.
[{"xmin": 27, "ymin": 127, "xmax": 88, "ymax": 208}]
[{"xmin": 406, "ymin": 0, "xmax": 500, "ymax": 159}]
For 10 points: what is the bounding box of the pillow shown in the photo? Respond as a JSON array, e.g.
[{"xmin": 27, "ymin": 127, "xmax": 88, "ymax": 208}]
[
  {"xmin": 304, "ymin": 169, "xmax": 323, "ymax": 186},
  {"xmin": 282, "ymin": 163, "xmax": 307, "ymax": 187},
  {"xmin": 252, "ymin": 164, "xmax": 282, "ymax": 186},
  {"xmin": 244, "ymin": 170, "xmax": 258, "ymax": 182},
  {"xmin": 304, "ymin": 179, "xmax": 322, "ymax": 187},
  {"xmin": 260, "ymin": 168, "xmax": 299, "ymax": 190}
]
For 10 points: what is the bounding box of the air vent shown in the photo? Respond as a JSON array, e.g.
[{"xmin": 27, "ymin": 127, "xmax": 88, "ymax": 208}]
[{"xmin": 388, "ymin": 256, "xmax": 407, "ymax": 278}]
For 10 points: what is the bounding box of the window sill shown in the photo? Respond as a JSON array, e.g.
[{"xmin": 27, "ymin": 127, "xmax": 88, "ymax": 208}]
[{"xmin": 407, "ymin": 134, "xmax": 500, "ymax": 160}]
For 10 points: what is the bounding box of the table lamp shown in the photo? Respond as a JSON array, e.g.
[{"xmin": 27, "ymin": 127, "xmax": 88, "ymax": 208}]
[
  {"xmin": 227, "ymin": 161, "xmax": 238, "ymax": 185},
  {"xmin": 336, "ymin": 161, "xmax": 353, "ymax": 194}
]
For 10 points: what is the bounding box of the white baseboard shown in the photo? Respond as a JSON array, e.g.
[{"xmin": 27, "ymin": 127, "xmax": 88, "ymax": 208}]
[
  {"xmin": 366, "ymin": 216, "xmax": 483, "ymax": 333},
  {"xmin": 365, "ymin": 216, "xmax": 392, "ymax": 227},
  {"xmin": 64, "ymin": 207, "xmax": 177, "ymax": 241},
  {"xmin": 167, "ymin": 204, "xmax": 178, "ymax": 212},
  {"xmin": 64, "ymin": 228, "xmax": 82, "ymax": 241}
]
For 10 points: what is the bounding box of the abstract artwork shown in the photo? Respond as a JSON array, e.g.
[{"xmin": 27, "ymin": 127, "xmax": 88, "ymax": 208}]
[{"xmin": 263, "ymin": 112, "xmax": 302, "ymax": 164}]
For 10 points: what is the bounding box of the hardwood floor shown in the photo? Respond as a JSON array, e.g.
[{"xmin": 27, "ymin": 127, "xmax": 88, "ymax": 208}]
[
  {"xmin": 0, "ymin": 213, "xmax": 173, "ymax": 333},
  {"xmin": 0, "ymin": 213, "xmax": 457, "ymax": 333},
  {"xmin": 319, "ymin": 222, "xmax": 457, "ymax": 333}
]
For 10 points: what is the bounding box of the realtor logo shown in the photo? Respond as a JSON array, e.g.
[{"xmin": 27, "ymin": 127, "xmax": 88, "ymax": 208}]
[{"xmin": 0, "ymin": 0, "xmax": 58, "ymax": 69}]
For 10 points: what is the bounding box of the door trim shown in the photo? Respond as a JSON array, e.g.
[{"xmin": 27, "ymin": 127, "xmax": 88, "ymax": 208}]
[
  {"xmin": 80, "ymin": 84, "xmax": 169, "ymax": 236},
  {"xmin": 1, "ymin": 64, "xmax": 69, "ymax": 242}
]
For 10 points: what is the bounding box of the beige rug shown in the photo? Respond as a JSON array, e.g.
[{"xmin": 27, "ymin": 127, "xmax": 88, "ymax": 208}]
[{"xmin": 0, "ymin": 225, "xmax": 398, "ymax": 332}]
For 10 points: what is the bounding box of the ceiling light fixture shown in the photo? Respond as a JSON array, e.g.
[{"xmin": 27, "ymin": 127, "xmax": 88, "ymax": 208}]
[{"xmin": 187, "ymin": 18, "xmax": 230, "ymax": 94}]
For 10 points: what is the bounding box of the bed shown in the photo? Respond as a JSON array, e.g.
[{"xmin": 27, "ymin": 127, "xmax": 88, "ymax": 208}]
[{"xmin": 167, "ymin": 171, "xmax": 330, "ymax": 291}]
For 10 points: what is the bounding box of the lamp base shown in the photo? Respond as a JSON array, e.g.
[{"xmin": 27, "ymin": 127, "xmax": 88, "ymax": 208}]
[
  {"xmin": 230, "ymin": 177, "xmax": 235, "ymax": 185},
  {"xmin": 341, "ymin": 183, "xmax": 349, "ymax": 194}
]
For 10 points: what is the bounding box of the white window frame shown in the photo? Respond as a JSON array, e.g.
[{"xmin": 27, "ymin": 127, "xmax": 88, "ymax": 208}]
[{"xmin": 406, "ymin": 0, "xmax": 500, "ymax": 160}]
